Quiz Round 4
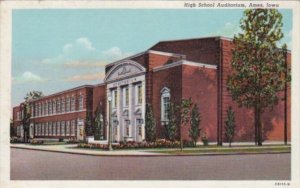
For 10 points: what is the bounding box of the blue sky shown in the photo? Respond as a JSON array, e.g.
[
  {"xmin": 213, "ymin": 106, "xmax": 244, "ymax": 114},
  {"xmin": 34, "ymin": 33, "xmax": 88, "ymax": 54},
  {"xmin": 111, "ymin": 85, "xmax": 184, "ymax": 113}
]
[{"xmin": 12, "ymin": 9, "xmax": 292, "ymax": 107}]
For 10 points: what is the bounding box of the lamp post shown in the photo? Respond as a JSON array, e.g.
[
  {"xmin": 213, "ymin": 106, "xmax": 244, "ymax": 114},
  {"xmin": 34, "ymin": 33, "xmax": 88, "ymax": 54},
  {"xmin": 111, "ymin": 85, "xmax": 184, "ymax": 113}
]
[{"xmin": 107, "ymin": 96, "xmax": 113, "ymax": 151}]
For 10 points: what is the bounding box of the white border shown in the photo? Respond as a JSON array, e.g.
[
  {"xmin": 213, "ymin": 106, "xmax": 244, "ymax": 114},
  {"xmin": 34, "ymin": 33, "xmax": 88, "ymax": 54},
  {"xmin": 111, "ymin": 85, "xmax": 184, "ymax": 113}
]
[{"xmin": 1, "ymin": 1, "xmax": 300, "ymax": 188}]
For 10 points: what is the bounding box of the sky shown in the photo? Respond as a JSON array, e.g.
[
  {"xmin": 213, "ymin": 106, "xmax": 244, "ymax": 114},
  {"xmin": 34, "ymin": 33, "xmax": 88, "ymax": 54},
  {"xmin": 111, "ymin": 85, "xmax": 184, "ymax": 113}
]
[{"xmin": 12, "ymin": 9, "xmax": 292, "ymax": 107}]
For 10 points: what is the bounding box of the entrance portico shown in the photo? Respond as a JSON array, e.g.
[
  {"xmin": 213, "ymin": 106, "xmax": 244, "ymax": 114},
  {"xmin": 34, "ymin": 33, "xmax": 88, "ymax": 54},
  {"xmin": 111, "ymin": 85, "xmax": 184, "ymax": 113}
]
[{"xmin": 104, "ymin": 60, "xmax": 146, "ymax": 142}]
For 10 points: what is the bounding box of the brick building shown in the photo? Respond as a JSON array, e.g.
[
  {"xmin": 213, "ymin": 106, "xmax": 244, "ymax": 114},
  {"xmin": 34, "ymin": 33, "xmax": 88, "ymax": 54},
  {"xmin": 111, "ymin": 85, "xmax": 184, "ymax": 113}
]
[{"xmin": 12, "ymin": 36, "xmax": 291, "ymax": 143}]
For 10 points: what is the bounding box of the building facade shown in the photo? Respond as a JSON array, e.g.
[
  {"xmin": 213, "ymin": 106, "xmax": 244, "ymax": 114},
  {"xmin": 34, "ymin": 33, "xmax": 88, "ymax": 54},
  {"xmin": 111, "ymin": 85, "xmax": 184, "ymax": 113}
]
[{"xmin": 12, "ymin": 36, "xmax": 291, "ymax": 143}]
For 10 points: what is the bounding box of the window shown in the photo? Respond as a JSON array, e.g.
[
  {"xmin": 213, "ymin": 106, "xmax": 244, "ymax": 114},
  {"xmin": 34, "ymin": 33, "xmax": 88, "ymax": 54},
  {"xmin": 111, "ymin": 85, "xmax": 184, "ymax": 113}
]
[
  {"xmin": 48, "ymin": 101, "xmax": 52, "ymax": 115},
  {"xmin": 37, "ymin": 124, "xmax": 40, "ymax": 136},
  {"xmin": 61, "ymin": 121, "xmax": 65, "ymax": 136},
  {"xmin": 34, "ymin": 124, "xmax": 37, "ymax": 136},
  {"xmin": 137, "ymin": 84, "xmax": 142, "ymax": 104},
  {"xmin": 161, "ymin": 87, "xmax": 170, "ymax": 122},
  {"xmin": 71, "ymin": 120, "xmax": 76, "ymax": 136},
  {"xmin": 57, "ymin": 122, "xmax": 61, "ymax": 136},
  {"xmin": 45, "ymin": 123, "xmax": 48, "ymax": 136},
  {"xmin": 66, "ymin": 97, "xmax": 70, "ymax": 112},
  {"xmin": 31, "ymin": 105, "xmax": 34, "ymax": 117},
  {"xmin": 78, "ymin": 95, "xmax": 83, "ymax": 110},
  {"xmin": 123, "ymin": 87, "xmax": 129, "ymax": 107},
  {"xmin": 41, "ymin": 103, "xmax": 44, "ymax": 116},
  {"xmin": 39, "ymin": 103, "xmax": 42, "ymax": 116},
  {"xmin": 138, "ymin": 126, "xmax": 142, "ymax": 136},
  {"xmin": 52, "ymin": 100, "xmax": 56, "ymax": 114},
  {"xmin": 126, "ymin": 126, "xmax": 130, "ymax": 136},
  {"xmin": 45, "ymin": 102, "xmax": 49, "ymax": 115},
  {"xmin": 66, "ymin": 121, "xmax": 70, "ymax": 136},
  {"xmin": 61, "ymin": 98, "xmax": 65, "ymax": 113},
  {"xmin": 71, "ymin": 96, "xmax": 75, "ymax": 111},
  {"xmin": 113, "ymin": 90, "xmax": 118, "ymax": 108},
  {"xmin": 41, "ymin": 123, "xmax": 44, "ymax": 136},
  {"xmin": 57, "ymin": 99, "xmax": 61, "ymax": 113},
  {"xmin": 49, "ymin": 122, "xmax": 52, "ymax": 136},
  {"xmin": 53, "ymin": 122, "xmax": 56, "ymax": 136}
]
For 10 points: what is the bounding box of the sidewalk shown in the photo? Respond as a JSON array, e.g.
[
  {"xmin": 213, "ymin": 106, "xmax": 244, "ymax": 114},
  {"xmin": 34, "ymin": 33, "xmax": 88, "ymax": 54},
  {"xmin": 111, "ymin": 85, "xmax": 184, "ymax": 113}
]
[{"xmin": 10, "ymin": 143, "xmax": 291, "ymax": 157}]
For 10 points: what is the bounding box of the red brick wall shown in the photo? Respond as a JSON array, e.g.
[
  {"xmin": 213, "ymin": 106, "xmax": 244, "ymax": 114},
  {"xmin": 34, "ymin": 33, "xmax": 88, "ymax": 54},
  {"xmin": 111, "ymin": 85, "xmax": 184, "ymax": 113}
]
[
  {"xmin": 150, "ymin": 38, "xmax": 219, "ymax": 65},
  {"xmin": 219, "ymin": 39, "xmax": 291, "ymax": 142},
  {"xmin": 152, "ymin": 65, "xmax": 183, "ymax": 139},
  {"xmin": 181, "ymin": 65, "xmax": 218, "ymax": 141}
]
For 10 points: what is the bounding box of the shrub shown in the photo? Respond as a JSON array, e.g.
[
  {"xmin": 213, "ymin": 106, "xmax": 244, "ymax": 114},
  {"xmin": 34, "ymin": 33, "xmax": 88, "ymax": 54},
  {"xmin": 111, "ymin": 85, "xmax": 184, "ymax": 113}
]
[
  {"xmin": 10, "ymin": 137, "xmax": 23, "ymax": 143},
  {"xmin": 201, "ymin": 132, "xmax": 209, "ymax": 146},
  {"xmin": 67, "ymin": 138, "xmax": 80, "ymax": 144},
  {"xmin": 30, "ymin": 139, "xmax": 44, "ymax": 145},
  {"xmin": 183, "ymin": 140, "xmax": 195, "ymax": 147}
]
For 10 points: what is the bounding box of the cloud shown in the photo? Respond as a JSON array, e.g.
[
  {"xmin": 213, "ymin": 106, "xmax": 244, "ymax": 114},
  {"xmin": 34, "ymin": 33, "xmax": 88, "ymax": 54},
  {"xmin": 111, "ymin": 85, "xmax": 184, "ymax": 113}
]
[
  {"xmin": 13, "ymin": 71, "xmax": 45, "ymax": 84},
  {"xmin": 64, "ymin": 72, "xmax": 105, "ymax": 82},
  {"xmin": 64, "ymin": 60, "xmax": 107, "ymax": 68},
  {"xmin": 101, "ymin": 47, "xmax": 133, "ymax": 61},
  {"xmin": 215, "ymin": 22, "xmax": 240, "ymax": 37}
]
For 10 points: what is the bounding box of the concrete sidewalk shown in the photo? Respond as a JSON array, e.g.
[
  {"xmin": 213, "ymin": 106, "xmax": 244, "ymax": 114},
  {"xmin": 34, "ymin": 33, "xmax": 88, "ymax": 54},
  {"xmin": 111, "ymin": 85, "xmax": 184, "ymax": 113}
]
[
  {"xmin": 10, "ymin": 143, "xmax": 290, "ymax": 157},
  {"xmin": 10, "ymin": 144, "xmax": 165, "ymax": 156}
]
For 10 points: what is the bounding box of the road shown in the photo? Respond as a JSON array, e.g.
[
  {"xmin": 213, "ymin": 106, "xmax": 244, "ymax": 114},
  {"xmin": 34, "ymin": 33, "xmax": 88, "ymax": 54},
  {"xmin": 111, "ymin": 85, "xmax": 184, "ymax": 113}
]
[{"xmin": 10, "ymin": 148, "xmax": 290, "ymax": 180}]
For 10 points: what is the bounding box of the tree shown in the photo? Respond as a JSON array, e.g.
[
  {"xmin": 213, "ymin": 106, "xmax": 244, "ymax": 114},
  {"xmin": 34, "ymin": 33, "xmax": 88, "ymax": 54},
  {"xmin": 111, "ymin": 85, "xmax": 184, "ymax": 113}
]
[
  {"xmin": 10, "ymin": 119, "xmax": 15, "ymax": 137},
  {"xmin": 85, "ymin": 113, "xmax": 93, "ymax": 137},
  {"xmin": 94, "ymin": 106, "xmax": 104, "ymax": 140},
  {"xmin": 178, "ymin": 98, "xmax": 193, "ymax": 150},
  {"xmin": 225, "ymin": 106, "xmax": 235, "ymax": 147},
  {"xmin": 22, "ymin": 91, "xmax": 43, "ymax": 142},
  {"xmin": 164, "ymin": 102, "xmax": 177, "ymax": 141},
  {"xmin": 145, "ymin": 104, "xmax": 156, "ymax": 142},
  {"xmin": 189, "ymin": 104, "xmax": 201, "ymax": 147},
  {"xmin": 227, "ymin": 9, "xmax": 290, "ymax": 146}
]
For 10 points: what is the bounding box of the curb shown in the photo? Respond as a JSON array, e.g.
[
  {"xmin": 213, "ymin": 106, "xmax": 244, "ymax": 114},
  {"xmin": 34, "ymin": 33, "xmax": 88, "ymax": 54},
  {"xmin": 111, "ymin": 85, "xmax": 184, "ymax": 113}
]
[{"xmin": 10, "ymin": 146, "xmax": 291, "ymax": 157}]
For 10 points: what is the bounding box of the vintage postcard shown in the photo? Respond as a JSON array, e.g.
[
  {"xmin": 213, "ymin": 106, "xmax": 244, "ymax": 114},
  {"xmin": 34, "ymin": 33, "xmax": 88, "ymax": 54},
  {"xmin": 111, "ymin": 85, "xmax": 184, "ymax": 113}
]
[{"xmin": 0, "ymin": 0, "xmax": 299, "ymax": 188}]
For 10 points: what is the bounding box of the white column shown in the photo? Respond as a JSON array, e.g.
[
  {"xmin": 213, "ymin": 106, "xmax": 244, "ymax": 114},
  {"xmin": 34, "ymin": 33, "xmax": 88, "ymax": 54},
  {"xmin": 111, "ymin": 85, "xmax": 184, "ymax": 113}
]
[
  {"xmin": 117, "ymin": 86, "xmax": 121, "ymax": 142},
  {"xmin": 141, "ymin": 80, "xmax": 146, "ymax": 140}
]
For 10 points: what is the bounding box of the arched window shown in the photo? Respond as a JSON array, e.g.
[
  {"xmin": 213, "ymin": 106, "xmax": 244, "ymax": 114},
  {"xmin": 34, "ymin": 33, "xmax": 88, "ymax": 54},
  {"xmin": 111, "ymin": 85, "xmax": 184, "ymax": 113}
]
[{"xmin": 160, "ymin": 87, "xmax": 170, "ymax": 122}]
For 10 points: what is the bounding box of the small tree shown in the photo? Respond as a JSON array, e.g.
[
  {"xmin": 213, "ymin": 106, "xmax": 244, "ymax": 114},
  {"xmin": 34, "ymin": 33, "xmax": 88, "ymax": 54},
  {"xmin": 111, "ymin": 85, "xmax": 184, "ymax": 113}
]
[
  {"xmin": 189, "ymin": 104, "xmax": 201, "ymax": 147},
  {"xmin": 22, "ymin": 91, "xmax": 43, "ymax": 142},
  {"xmin": 94, "ymin": 106, "xmax": 104, "ymax": 140},
  {"xmin": 85, "ymin": 113, "xmax": 93, "ymax": 137},
  {"xmin": 145, "ymin": 104, "xmax": 156, "ymax": 142},
  {"xmin": 164, "ymin": 103, "xmax": 177, "ymax": 141},
  {"xmin": 179, "ymin": 98, "xmax": 193, "ymax": 151},
  {"xmin": 225, "ymin": 106, "xmax": 235, "ymax": 147}
]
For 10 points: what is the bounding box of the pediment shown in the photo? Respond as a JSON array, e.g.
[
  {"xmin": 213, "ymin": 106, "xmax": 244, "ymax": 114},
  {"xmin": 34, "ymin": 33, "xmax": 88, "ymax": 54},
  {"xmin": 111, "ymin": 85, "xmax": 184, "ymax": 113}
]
[{"xmin": 105, "ymin": 60, "xmax": 145, "ymax": 82}]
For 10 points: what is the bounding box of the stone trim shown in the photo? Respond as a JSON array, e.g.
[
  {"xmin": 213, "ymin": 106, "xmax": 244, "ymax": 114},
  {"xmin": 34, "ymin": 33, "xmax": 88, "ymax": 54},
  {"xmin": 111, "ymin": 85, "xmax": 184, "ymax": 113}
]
[{"xmin": 153, "ymin": 60, "xmax": 217, "ymax": 72}]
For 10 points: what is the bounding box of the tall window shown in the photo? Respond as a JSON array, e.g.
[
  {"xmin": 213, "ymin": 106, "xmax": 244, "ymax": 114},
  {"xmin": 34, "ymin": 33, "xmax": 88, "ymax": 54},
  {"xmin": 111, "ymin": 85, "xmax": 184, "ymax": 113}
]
[
  {"xmin": 112, "ymin": 90, "xmax": 118, "ymax": 108},
  {"xmin": 71, "ymin": 96, "xmax": 75, "ymax": 111},
  {"xmin": 39, "ymin": 103, "xmax": 42, "ymax": 116},
  {"xmin": 78, "ymin": 95, "xmax": 83, "ymax": 110},
  {"xmin": 45, "ymin": 101, "xmax": 49, "ymax": 115},
  {"xmin": 57, "ymin": 122, "xmax": 61, "ymax": 136},
  {"xmin": 31, "ymin": 105, "xmax": 34, "ymax": 117},
  {"xmin": 49, "ymin": 122, "xmax": 52, "ymax": 136},
  {"xmin": 35, "ymin": 104, "xmax": 38, "ymax": 117},
  {"xmin": 53, "ymin": 122, "xmax": 56, "ymax": 136},
  {"xmin": 57, "ymin": 99, "xmax": 61, "ymax": 113},
  {"xmin": 52, "ymin": 100, "xmax": 56, "ymax": 114},
  {"xmin": 45, "ymin": 123, "xmax": 48, "ymax": 136},
  {"xmin": 66, "ymin": 97, "xmax": 70, "ymax": 112},
  {"xmin": 48, "ymin": 101, "xmax": 52, "ymax": 114},
  {"xmin": 41, "ymin": 103, "xmax": 44, "ymax": 116},
  {"xmin": 61, "ymin": 121, "xmax": 65, "ymax": 136},
  {"xmin": 43, "ymin": 103, "xmax": 47, "ymax": 116},
  {"xmin": 161, "ymin": 87, "xmax": 170, "ymax": 122},
  {"xmin": 71, "ymin": 120, "xmax": 76, "ymax": 136},
  {"xmin": 123, "ymin": 87, "xmax": 129, "ymax": 107},
  {"xmin": 137, "ymin": 85, "xmax": 142, "ymax": 104},
  {"xmin": 61, "ymin": 98, "xmax": 65, "ymax": 113},
  {"xmin": 66, "ymin": 121, "xmax": 70, "ymax": 136}
]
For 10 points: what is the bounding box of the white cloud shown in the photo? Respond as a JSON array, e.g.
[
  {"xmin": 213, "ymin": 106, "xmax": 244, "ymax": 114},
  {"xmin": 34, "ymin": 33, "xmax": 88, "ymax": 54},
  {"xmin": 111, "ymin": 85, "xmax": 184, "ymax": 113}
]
[
  {"xmin": 101, "ymin": 47, "xmax": 133, "ymax": 61},
  {"xmin": 64, "ymin": 72, "xmax": 105, "ymax": 82},
  {"xmin": 13, "ymin": 71, "xmax": 45, "ymax": 84}
]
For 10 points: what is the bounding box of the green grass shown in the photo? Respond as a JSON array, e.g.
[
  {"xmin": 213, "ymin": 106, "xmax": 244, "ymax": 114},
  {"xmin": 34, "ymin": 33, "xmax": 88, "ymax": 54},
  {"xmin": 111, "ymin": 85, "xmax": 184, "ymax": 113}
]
[{"xmin": 148, "ymin": 146, "xmax": 291, "ymax": 155}]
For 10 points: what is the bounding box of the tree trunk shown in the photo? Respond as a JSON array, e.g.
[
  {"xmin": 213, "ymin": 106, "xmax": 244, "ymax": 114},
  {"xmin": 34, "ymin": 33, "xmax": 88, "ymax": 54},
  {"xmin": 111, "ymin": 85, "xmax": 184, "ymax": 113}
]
[
  {"xmin": 255, "ymin": 106, "xmax": 263, "ymax": 146},
  {"xmin": 180, "ymin": 125, "xmax": 183, "ymax": 151},
  {"xmin": 254, "ymin": 107, "xmax": 258, "ymax": 146}
]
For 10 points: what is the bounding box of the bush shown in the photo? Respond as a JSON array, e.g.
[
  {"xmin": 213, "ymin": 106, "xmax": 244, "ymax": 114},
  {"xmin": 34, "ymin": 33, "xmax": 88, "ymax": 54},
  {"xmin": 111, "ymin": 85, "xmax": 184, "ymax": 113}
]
[
  {"xmin": 10, "ymin": 137, "xmax": 23, "ymax": 143},
  {"xmin": 77, "ymin": 139, "xmax": 181, "ymax": 150},
  {"xmin": 58, "ymin": 138, "xmax": 64, "ymax": 142},
  {"xmin": 30, "ymin": 139, "xmax": 44, "ymax": 145},
  {"xmin": 201, "ymin": 132, "xmax": 209, "ymax": 146},
  {"xmin": 66, "ymin": 138, "xmax": 80, "ymax": 144},
  {"xmin": 183, "ymin": 140, "xmax": 195, "ymax": 147}
]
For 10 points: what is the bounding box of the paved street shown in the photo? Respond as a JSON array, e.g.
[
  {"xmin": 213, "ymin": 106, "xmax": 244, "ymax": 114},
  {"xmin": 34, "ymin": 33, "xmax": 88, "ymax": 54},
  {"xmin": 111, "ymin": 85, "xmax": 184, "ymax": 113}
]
[{"xmin": 11, "ymin": 148, "xmax": 290, "ymax": 180}]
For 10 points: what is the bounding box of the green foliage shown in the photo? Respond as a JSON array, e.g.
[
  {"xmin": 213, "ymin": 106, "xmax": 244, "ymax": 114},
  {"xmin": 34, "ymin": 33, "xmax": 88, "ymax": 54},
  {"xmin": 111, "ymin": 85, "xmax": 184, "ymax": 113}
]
[
  {"xmin": 178, "ymin": 98, "xmax": 193, "ymax": 150},
  {"xmin": 145, "ymin": 104, "xmax": 156, "ymax": 142},
  {"xmin": 94, "ymin": 106, "xmax": 104, "ymax": 140},
  {"xmin": 22, "ymin": 91, "xmax": 43, "ymax": 142},
  {"xmin": 85, "ymin": 113, "xmax": 93, "ymax": 136},
  {"xmin": 201, "ymin": 132, "xmax": 209, "ymax": 146},
  {"xmin": 164, "ymin": 102, "xmax": 178, "ymax": 141},
  {"xmin": 189, "ymin": 104, "xmax": 201, "ymax": 147},
  {"xmin": 225, "ymin": 106, "xmax": 235, "ymax": 147},
  {"xmin": 227, "ymin": 9, "xmax": 290, "ymax": 145}
]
